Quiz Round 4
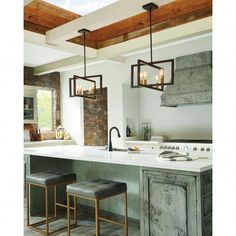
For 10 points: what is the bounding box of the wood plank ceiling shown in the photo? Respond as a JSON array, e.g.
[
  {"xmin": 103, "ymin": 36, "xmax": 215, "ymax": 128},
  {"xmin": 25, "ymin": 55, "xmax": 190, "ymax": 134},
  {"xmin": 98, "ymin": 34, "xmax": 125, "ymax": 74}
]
[{"xmin": 24, "ymin": 0, "xmax": 212, "ymax": 49}]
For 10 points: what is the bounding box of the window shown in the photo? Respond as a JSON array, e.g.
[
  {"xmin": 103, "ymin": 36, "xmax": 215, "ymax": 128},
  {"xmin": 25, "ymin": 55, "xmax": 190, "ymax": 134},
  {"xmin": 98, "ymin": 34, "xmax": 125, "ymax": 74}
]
[{"xmin": 37, "ymin": 89, "xmax": 53, "ymax": 131}]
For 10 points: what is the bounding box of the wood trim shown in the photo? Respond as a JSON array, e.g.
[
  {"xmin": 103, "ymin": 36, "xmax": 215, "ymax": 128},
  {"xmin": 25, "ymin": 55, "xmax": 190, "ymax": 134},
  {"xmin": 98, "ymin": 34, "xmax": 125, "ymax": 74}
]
[
  {"xmin": 73, "ymin": 0, "xmax": 212, "ymax": 48},
  {"xmin": 27, "ymin": 0, "xmax": 80, "ymax": 19},
  {"xmin": 24, "ymin": 0, "xmax": 80, "ymax": 30},
  {"xmin": 68, "ymin": 37, "xmax": 98, "ymax": 49},
  {"xmin": 24, "ymin": 21, "xmax": 50, "ymax": 35},
  {"xmin": 141, "ymin": 169, "xmax": 198, "ymax": 235},
  {"xmin": 24, "ymin": 6, "xmax": 77, "ymax": 29},
  {"xmin": 24, "ymin": 21, "xmax": 97, "ymax": 48},
  {"xmin": 24, "ymin": 0, "xmax": 212, "ymax": 49},
  {"xmin": 96, "ymin": 7, "xmax": 212, "ymax": 49}
]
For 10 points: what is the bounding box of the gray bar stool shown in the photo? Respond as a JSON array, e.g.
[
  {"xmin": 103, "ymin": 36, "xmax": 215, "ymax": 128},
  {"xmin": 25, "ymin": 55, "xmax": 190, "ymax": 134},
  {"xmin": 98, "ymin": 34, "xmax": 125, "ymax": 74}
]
[
  {"xmin": 26, "ymin": 171, "xmax": 77, "ymax": 235},
  {"xmin": 67, "ymin": 179, "xmax": 128, "ymax": 236}
]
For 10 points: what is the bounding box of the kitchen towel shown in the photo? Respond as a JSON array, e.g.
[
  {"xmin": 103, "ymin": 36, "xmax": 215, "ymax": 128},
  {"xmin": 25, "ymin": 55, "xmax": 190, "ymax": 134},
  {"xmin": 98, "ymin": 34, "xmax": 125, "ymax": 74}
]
[{"xmin": 157, "ymin": 151, "xmax": 199, "ymax": 161}]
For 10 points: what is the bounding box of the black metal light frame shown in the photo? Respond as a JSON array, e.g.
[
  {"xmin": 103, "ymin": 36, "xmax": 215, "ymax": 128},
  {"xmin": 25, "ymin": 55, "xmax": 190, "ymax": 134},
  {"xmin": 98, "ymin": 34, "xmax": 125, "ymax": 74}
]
[
  {"xmin": 131, "ymin": 58, "xmax": 175, "ymax": 91},
  {"xmin": 69, "ymin": 75, "xmax": 103, "ymax": 99},
  {"xmin": 69, "ymin": 29, "xmax": 103, "ymax": 99},
  {"xmin": 131, "ymin": 2, "xmax": 174, "ymax": 91}
]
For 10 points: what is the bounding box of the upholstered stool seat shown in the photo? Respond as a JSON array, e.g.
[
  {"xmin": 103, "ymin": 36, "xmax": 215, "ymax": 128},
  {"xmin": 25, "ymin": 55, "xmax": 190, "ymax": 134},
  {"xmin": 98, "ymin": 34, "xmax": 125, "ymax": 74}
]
[
  {"xmin": 66, "ymin": 178, "xmax": 128, "ymax": 236},
  {"xmin": 26, "ymin": 171, "xmax": 77, "ymax": 236},
  {"xmin": 27, "ymin": 171, "xmax": 76, "ymax": 186},
  {"xmin": 67, "ymin": 179, "xmax": 127, "ymax": 199}
]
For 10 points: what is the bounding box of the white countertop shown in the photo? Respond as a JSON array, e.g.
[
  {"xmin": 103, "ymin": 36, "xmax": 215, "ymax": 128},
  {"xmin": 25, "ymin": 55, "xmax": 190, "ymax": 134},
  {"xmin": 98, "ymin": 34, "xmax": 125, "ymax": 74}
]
[
  {"xmin": 24, "ymin": 145, "xmax": 212, "ymax": 172},
  {"xmin": 124, "ymin": 140, "xmax": 161, "ymax": 145},
  {"xmin": 24, "ymin": 139, "xmax": 76, "ymax": 148}
]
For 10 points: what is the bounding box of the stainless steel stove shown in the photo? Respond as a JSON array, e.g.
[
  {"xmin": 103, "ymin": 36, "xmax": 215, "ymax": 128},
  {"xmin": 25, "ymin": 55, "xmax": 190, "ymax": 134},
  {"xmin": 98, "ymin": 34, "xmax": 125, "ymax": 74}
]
[{"xmin": 159, "ymin": 139, "xmax": 212, "ymax": 158}]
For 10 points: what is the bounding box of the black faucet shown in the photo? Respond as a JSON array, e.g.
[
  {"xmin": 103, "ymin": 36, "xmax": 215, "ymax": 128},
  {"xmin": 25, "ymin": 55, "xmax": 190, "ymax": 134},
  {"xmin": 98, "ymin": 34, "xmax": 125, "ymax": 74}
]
[{"xmin": 109, "ymin": 127, "xmax": 121, "ymax": 151}]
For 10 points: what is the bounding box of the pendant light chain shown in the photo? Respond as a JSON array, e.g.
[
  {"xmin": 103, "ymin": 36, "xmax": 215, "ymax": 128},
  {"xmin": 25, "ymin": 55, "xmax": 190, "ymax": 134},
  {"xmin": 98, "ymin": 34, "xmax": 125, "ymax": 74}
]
[
  {"xmin": 69, "ymin": 28, "xmax": 103, "ymax": 98},
  {"xmin": 83, "ymin": 31, "xmax": 87, "ymax": 78},
  {"xmin": 149, "ymin": 8, "xmax": 153, "ymax": 63},
  {"xmin": 130, "ymin": 2, "xmax": 174, "ymax": 91}
]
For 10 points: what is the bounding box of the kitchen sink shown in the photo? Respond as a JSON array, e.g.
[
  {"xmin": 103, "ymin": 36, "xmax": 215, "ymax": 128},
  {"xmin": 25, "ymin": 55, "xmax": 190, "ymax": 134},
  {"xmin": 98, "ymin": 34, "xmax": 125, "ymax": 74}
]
[{"xmin": 96, "ymin": 146, "xmax": 128, "ymax": 152}]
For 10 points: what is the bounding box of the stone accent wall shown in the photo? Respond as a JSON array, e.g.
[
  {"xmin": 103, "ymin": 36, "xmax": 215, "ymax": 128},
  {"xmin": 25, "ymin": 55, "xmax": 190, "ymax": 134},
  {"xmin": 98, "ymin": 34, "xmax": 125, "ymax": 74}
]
[
  {"xmin": 84, "ymin": 88, "xmax": 108, "ymax": 146},
  {"xmin": 24, "ymin": 66, "xmax": 61, "ymax": 129}
]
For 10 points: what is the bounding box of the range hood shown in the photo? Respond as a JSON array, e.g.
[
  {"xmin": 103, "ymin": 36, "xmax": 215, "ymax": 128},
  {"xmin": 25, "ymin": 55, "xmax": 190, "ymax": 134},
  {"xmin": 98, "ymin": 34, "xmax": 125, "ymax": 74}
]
[{"xmin": 161, "ymin": 51, "xmax": 212, "ymax": 107}]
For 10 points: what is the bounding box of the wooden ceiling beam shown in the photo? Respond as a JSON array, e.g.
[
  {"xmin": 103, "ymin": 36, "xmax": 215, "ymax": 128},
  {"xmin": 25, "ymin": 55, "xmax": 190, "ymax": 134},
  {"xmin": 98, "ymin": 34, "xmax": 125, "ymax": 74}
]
[
  {"xmin": 97, "ymin": 6, "xmax": 212, "ymax": 49},
  {"xmin": 45, "ymin": 0, "xmax": 174, "ymax": 44},
  {"xmin": 73, "ymin": 0, "xmax": 212, "ymax": 48},
  {"xmin": 24, "ymin": 0, "xmax": 80, "ymax": 29},
  {"xmin": 24, "ymin": 21, "xmax": 50, "ymax": 35},
  {"xmin": 24, "ymin": 6, "xmax": 78, "ymax": 29},
  {"xmin": 24, "ymin": 0, "xmax": 212, "ymax": 50},
  {"xmin": 25, "ymin": 0, "xmax": 80, "ymax": 19},
  {"xmin": 24, "ymin": 0, "xmax": 97, "ymax": 48},
  {"xmin": 24, "ymin": 21, "xmax": 97, "ymax": 49},
  {"xmin": 34, "ymin": 17, "xmax": 212, "ymax": 75}
]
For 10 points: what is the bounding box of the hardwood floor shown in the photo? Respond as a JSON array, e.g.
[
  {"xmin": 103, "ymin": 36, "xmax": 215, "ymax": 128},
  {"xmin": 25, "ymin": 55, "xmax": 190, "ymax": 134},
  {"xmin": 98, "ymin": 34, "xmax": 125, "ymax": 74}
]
[{"xmin": 24, "ymin": 204, "xmax": 140, "ymax": 236}]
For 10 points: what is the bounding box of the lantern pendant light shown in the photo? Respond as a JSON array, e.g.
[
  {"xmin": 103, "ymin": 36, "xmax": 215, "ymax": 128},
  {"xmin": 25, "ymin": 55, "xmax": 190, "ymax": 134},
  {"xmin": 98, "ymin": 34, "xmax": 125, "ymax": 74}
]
[
  {"xmin": 69, "ymin": 29, "xmax": 103, "ymax": 99},
  {"xmin": 131, "ymin": 2, "xmax": 174, "ymax": 91}
]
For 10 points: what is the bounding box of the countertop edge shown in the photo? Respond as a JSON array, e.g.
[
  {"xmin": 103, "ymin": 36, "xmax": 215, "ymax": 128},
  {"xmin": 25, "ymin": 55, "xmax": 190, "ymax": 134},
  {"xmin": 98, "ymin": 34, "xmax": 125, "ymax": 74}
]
[{"xmin": 24, "ymin": 148, "xmax": 212, "ymax": 173}]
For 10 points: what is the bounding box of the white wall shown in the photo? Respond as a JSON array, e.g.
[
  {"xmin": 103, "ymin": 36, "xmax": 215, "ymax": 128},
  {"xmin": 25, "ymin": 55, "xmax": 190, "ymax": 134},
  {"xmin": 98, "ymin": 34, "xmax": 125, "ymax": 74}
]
[
  {"xmin": 61, "ymin": 61, "xmax": 129, "ymax": 146},
  {"xmin": 60, "ymin": 76, "xmax": 84, "ymax": 145},
  {"xmin": 122, "ymin": 83, "xmax": 140, "ymax": 138},
  {"xmin": 124, "ymin": 33, "xmax": 213, "ymax": 140},
  {"xmin": 139, "ymin": 88, "xmax": 212, "ymax": 139},
  {"xmin": 60, "ymin": 33, "xmax": 212, "ymax": 145}
]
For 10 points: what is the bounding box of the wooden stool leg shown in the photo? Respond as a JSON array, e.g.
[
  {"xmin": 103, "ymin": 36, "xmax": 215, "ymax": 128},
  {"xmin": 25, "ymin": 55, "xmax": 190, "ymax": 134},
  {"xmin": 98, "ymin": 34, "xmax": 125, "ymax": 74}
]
[
  {"xmin": 74, "ymin": 195, "xmax": 77, "ymax": 224},
  {"xmin": 95, "ymin": 199, "xmax": 100, "ymax": 236},
  {"xmin": 54, "ymin": 185, "xmax": 57, "ymax": 218},
  {"xmin": 26, "ymin": 183, "xmax": 30, "ymax": 226},
  {"xmin": 125, "ymin": 192, "xmax": 128, "ymax": 236},
  {"xmin": 67, "ymin": 194, "xmax": 71, "ymax": 236},
  {"xmin": 45, "ymin": 186, "xmax": 49, "ymax": 236}
]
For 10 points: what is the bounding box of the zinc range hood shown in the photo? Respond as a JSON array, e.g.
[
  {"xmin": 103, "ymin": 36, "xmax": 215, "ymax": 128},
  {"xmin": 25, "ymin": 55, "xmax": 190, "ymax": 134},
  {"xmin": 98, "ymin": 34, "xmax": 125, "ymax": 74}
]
[{"xmin": 161, "ymin": 51, "xmax": 212, "ymax": 107}]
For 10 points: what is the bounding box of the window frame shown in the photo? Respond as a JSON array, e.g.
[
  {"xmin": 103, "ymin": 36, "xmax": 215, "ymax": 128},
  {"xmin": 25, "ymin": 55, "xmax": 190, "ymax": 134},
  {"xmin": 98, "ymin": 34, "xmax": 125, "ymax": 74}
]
[
  {"xmin": 24, "ymin": 85, "xmax": 55, "ymax": 132},
  {"xmin": 37, "ymin": 88, "xmax": 54, "ymax": 131}
]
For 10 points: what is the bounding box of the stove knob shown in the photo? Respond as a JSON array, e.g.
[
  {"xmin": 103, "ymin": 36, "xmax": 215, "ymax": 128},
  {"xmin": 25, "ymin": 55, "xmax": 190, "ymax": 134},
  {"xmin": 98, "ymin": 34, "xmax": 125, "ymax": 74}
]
[
  {"xmin": 164, "ymin": 146, "xmax": 167, "ymax": 149},
  {"xmin": 206, "ymin": 148, "xmax": 211, "ymax": 152},
  {"xmin": 167, "ymin": 146, "xmax": 171, "ymax": 149},
  {"xmin": 201, "ymin": 147, "xmax": 205, "ymax": 151},
  {"xmin": 193, "ymin": 147, "xmax": 197, "ymax": 151},
  {"xmin": 171, "ymin": 146, "xmax": 175, "ymax": 150},
  {"xmin": 176, "ymin": 147, "xmax": 179, "ymax": 150}
]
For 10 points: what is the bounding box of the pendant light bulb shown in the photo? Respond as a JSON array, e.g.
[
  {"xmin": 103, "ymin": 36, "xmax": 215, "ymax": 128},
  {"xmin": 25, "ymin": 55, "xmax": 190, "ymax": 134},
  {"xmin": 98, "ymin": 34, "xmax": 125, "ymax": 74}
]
[{"xmin": 159, "ymin": 69, "xmax": 164, "ymax": 83}]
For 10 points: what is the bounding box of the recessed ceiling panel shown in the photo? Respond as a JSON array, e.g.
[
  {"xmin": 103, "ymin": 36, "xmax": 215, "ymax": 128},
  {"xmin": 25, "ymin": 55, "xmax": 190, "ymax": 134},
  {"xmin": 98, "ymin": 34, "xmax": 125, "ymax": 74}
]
[{"xmin": 45, "ymin": 0, "xmax": 118, "ymax": 16}]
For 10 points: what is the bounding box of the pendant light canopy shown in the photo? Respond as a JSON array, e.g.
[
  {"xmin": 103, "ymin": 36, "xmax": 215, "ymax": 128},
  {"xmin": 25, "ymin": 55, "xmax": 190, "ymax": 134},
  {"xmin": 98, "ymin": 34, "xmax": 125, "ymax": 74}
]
[
  {"xmin": 69, "ymin": 29, "xmax": 103, "ymax": 99},
  {"xmin": 131, "ymin": 2, "xmax": 174, "ymax": 91}
]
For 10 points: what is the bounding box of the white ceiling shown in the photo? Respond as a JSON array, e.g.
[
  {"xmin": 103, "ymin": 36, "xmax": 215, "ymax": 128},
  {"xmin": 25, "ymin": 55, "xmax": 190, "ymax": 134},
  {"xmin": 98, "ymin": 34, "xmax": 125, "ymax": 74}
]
[
  {"xmin": 24, "ymin": 42, "xmax": 75, "ymax": 67},
  {"xmin": 124, "ymin": 33, "xmax": 212, "ymax": 59},
  {"xmin": 24, "ymin": 0, "xmax": 176, "ymax": 68},
  {"xmin": 24, "ymin": 33, "xmax": 212, "ymax": 68}
]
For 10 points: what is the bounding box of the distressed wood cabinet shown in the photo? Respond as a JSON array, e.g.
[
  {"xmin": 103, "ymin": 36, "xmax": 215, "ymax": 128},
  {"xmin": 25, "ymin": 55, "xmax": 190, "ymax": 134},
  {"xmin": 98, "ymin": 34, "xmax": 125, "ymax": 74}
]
[{"xmin": 140, "ymin": 168, "xmax": 212, "ymax": 236}]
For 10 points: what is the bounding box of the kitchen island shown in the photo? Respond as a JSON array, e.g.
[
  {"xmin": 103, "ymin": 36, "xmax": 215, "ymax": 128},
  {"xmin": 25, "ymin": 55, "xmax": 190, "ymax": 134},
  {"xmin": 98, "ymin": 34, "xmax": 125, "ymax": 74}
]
[{"xmin": 24, "ymin": 145, "xmax": 212, "ymax": 236}]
